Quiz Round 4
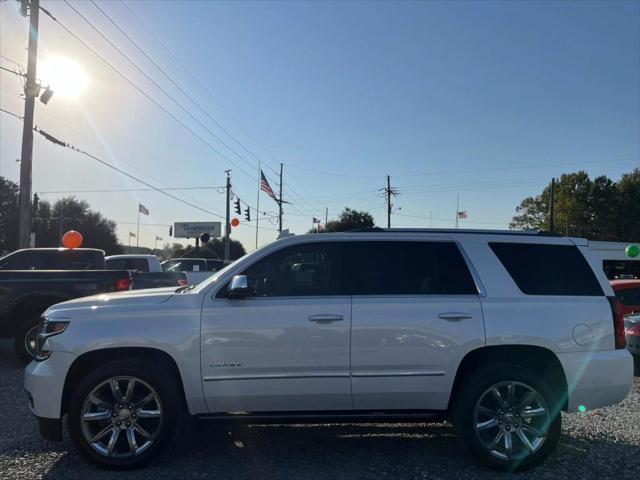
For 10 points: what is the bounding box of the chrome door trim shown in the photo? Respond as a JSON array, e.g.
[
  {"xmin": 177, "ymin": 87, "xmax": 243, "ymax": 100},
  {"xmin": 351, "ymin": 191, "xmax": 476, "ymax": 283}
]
[
  {"xmin": 203, "ymin": 372, "xmax": 350, "ymax": 382},
  {"xmin": 351, "ymin": 371, "xmax": 446, "ymax": 378}
]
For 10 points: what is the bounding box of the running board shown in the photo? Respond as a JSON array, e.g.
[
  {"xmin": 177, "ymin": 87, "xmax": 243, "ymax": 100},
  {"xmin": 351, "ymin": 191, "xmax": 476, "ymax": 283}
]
[{"xmin": 196, "ymin": 409, "xmax": 446, "ymax": 424}]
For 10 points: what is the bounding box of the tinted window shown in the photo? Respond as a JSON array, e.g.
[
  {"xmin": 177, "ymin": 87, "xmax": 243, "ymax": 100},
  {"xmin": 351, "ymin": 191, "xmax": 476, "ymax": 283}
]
[
  {"xmin": 615, "ymin": 287, "xmax": 640, "ymax": 306},
  {"xmin": 106, "ymin": 258, "xmax": 149, "ymax": 271},
  {"xmin": 350, "ymin": 241, "xmax": 477, "ymax": 295},
  {"xmin": 219, "ymin": 242, "xmax": 344, "ymax": 298},
  {"xmin": 490, "ymin": 243, "xmax": 603, "ymax": 296}
]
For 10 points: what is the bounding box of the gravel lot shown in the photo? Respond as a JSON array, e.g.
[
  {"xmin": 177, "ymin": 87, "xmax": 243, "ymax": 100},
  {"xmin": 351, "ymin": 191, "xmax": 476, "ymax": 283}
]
[{"xmin": 1, "ymin": 340, "xmax": 638, "ymax": 480}]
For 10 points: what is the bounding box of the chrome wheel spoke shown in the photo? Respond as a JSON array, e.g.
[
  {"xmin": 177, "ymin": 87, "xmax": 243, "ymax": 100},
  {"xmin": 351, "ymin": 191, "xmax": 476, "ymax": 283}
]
[
  {"xmin": 521, "ymin": 423, "xmax": 544, "ymax": 438},
  {"xmin": 126, "ymin": 427, "xmax": 138, "ymax": 453},
  {"xmin": 487, "ymin": 430, "xmax": 504, "ymax": 450},
  {"xmin": 137, "ymin": 408, "xmax": 161, "ymax": 418},
  {"xmin": 134, "ymin": 423, "xmax": 153, "ymax": 440},
  {"xmin": 476, "ymin": 418, "xmax": 499, "ymax": 431},
  {"xmin": 506, "ymin": 382, "xmax": 515, "ymax": 405},
  {"xmin": 477, "ymin": 405, "xmax": 498, "ymax": 417},
  {"xmin": 110, "ymin": 379, "xmax": 124, "ymax": 402},
  {"xmin": 516, "ymin": 429, "xmax": 534, "ymax": 452},
  {"xmin": 106, "ymin": 428, "xmax": 120, "ymax": 454},
  {"xmin": 89, "ymin": 394, "xmax": 112, "ymax": 411},
  {"xmin": 491, "ymin": 387, "xmax": 507, "ymax": 409},
  {"xmin": 520, "ymin": 407, "xmax": 546, "ymax": 418},
  {"xmin": 135, "ymin": 392, "xmax": 155, "ymax": 409},
  {"xmin": 83, "ymin": 410, "xmax": 111, "ymax": 422},
  {"xmin": 124, "ymin": 379, "xmax": 136, "ymax": 403},
  {"xmin": 91, "ymin": 424, "xmax": 114, "ymax": 443},
  {"xmin": 504, "ymin": 431, "xmax": 513, "ymax": 459}
]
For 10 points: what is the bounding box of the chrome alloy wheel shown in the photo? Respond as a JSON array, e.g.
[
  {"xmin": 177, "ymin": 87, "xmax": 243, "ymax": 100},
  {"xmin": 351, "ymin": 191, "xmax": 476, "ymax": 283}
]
[
  {"xmin": 473, "ymin": 381, "xmax": 550, "ymax": 462},
  {"xmin": 80, "ymin": 376, "xmax": 163, "ymax": 458}
]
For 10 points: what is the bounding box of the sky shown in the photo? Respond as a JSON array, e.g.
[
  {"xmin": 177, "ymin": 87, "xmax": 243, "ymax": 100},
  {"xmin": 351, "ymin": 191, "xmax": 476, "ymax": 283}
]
[{"xmin": 1, "ymin": 0, "xmax": 639, "ymax": 251}]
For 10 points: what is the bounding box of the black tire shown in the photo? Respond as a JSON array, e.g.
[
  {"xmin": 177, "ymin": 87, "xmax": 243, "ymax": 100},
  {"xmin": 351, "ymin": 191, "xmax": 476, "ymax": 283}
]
[
  {"xmin": 14, "ymin": 316, "xmax": 40, "ymax": 362},
  {"xmin": 68, "ymin": 359, "xmax": 184, "ymax": 469},
  {"xmin": 451, "ymin": 364, "xmax": 562, "ymax": 472}
]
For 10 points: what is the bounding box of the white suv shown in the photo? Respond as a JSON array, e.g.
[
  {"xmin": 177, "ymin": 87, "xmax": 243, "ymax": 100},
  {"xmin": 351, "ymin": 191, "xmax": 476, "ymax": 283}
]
[{"xmin": 25, "ymin": 230, "xmax": 633, "ymax": 471}]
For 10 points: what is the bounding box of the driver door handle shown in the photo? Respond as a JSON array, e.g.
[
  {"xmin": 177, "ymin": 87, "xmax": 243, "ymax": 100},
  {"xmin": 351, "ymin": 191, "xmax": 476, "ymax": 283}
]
[
  {"xmin": 438, "ymin": 312, "xmax": 473, "ymax": 321},
  {"xmin": 309, "ymin": 314, "xmax": 344, "ymax": 323}
]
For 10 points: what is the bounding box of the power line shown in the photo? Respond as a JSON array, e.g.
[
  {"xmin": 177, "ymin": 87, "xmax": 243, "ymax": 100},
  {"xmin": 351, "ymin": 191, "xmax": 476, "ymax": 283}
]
[
  {"xmin": 119, "ymin": 1, "xmax": 330, "ymax": 213},
  {"xmin": 37, "ymin": 186, "xmax": 225, "ymax": 194},
  {"xmin": 0, "ymin": 107, "xmax": 278, "ymax": 232},
  {"xmin": 39, "ymin": 3, "xmax": 255, "ymax": 180}
]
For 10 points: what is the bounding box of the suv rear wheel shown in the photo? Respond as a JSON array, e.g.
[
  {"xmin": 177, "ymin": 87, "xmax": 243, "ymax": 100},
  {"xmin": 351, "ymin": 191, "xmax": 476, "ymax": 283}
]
[
  {"xmin": 68, "ymin": 359, "xmax": 184, "ymax": 469},
  {"xmin": 452, "ymin": 364, "xmax": 561, "ymax": 471}
]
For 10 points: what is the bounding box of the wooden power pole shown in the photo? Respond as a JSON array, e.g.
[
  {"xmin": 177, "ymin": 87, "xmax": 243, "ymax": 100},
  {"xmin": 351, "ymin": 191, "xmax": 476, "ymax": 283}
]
[{"xmin": 17, "ymin": 0, "xmax": 40, "ymax": 248}]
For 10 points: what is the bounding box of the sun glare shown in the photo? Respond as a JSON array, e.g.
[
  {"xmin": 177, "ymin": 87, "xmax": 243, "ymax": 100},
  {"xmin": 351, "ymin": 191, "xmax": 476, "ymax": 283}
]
[{"xmin": 39, "ymin": 55, "xmax": 88, "ymax": 99}]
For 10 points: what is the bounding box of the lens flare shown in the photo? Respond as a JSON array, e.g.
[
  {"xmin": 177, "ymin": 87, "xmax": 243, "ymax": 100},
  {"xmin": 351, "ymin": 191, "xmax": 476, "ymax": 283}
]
[{"xmin": 39, "ymin": 55, "xmax": 88, "ymax": 99}]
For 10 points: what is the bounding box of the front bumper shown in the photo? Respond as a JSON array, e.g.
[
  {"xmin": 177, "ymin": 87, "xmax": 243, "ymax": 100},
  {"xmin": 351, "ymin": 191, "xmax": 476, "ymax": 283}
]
[
  {"xmin": 24, "ymin": 351, "xmax": 76, "ymax": 420},
  {"xmin": 557, "ymin": 349, "xmax": 634, "ymax": 412}
]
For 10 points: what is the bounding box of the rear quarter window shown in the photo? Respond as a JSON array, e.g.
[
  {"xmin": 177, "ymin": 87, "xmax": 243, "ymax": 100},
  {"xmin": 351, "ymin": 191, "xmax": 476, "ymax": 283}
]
[{"xmin": 490, "ymin": 242, "xmax": 603, "ymax": 296}]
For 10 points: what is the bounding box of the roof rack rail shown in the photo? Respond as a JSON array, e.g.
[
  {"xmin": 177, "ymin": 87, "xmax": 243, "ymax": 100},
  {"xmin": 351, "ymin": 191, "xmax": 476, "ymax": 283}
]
[{"xmin": 345, "ymin": 228, "xmax": 561, "ymax": 237}]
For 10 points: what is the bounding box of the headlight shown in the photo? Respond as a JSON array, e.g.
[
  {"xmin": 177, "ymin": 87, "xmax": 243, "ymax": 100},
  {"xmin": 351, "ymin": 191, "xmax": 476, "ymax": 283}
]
[{"xmin": 34, "ymin": 316, "xmax": 69, "ymax": 361}]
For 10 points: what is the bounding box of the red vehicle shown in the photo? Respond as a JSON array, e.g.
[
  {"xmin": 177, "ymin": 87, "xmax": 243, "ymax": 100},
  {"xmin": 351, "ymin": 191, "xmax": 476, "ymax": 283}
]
[{"xmin": 610, "ymin": 280, "xmax": 640, "ymax": 316}]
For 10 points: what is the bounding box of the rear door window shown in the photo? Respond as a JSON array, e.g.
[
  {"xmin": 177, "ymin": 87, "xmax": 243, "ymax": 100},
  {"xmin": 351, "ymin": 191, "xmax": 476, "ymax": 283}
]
[
  {"xmin": 490, "ymin": 243, "xmax": 603, "ymax": 296},
  {"xmin": 349, "ymin": 241, "xmax": 477, "ymax": 295}
]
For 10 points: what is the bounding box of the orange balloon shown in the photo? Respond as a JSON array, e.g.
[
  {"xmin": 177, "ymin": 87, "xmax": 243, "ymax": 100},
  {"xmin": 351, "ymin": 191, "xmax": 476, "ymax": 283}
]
[
  {"xmin": 62, "ymin": 230, "xmax": 83, "ymax": 249},
  {"xmin": 230, "ymin": 218, "xmax": 240, "ymax": 227}
]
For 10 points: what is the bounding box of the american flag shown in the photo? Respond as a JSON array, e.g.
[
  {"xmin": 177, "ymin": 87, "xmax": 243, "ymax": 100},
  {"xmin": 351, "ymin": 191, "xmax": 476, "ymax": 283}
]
[
  {"xmin": 260, "ymin": 170, "xmax": 278, "ymax": 203},
  {"xmin": 457, "ymin": 211, "xmax": 468, "ymax": 219},
  {"xmin": 138, "ymin": 203, "xmax": 149, "ymax": 215}
]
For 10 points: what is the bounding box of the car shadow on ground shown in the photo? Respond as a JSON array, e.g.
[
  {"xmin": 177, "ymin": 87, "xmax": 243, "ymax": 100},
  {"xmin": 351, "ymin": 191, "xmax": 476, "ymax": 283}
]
[{"xmin": 33, "ymin": 419, "xmax": 639, "ymax": 480}]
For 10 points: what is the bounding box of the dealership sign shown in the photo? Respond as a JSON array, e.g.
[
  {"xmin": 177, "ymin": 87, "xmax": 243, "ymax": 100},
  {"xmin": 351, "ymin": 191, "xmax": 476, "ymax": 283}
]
[{"xmin": 174, "ymin": 222, "xmax": 222, "ymax": 239}]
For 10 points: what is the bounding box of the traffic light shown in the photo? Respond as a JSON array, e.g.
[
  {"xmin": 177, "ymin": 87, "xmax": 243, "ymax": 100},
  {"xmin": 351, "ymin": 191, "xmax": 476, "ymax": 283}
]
[
  {"xmin": 234, "ymin": 199, "xmax": 241, "ymax": 215},
  {"xmin": 169, "ymin": 226, "xmax": 173, "ymax": 236},
  {"xmin": 244, "ymin": 207, "xmax": 251, "ymax": 222}
]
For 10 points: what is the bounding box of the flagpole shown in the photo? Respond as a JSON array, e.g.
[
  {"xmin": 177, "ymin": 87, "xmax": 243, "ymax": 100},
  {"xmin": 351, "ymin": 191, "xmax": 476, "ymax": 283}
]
[
  {"xmin": 455, "ymin": 194, "xmax": 459, "ymax": 230},
  {"xmin": 136, "ymin": 206, "xmax": 140, "ymax": 247},
  {"xmin": 255, "ymin": 162, "xmax": 260, "ymax": 249}
]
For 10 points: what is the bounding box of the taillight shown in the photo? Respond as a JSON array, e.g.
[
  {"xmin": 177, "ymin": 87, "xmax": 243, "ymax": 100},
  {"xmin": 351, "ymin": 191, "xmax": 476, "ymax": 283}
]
[
  {"xmin": 116, "ymin": 277, "xmax": 131, "ymax": 291},
  {"xmin": 607, "ymin": 297, "xmax": 626, "ymax": 349},
  {"xmin": 177, "ymin": 279, "xmax": 189, "ymax": 286},
  {"xmin": 627, "ymin": 324, "xmax": 640, "ymax": 337}
]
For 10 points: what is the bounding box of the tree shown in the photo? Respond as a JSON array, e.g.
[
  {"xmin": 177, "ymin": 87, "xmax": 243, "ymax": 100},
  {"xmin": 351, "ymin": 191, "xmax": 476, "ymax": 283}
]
[
  {"xmin": 510, "ymin": 169, "xmax": 640, "ymax": 241},
  {"xmin": 312, "ymin": 207, "xmax": 375, "ymax": 233},
  {"xmin": 0, "ymin": 177, "xmax": 122, "ymax": 254},
  {"xmin": 0, "ymin": 177, "xmax": 19, "ymax": 253}
]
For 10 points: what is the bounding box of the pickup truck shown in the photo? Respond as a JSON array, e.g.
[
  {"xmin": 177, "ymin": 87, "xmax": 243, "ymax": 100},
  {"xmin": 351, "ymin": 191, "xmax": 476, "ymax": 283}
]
[
  {"xmin": 161, "ymin": 257, "xmax": 228, "ymax": 284},
  {"xmin": 106, "ymin": 255, "xmax": 187, "ymax": 289},
  {"xmin": 0, "ymin": 269, "xmax": 132, "ymax": 361}
]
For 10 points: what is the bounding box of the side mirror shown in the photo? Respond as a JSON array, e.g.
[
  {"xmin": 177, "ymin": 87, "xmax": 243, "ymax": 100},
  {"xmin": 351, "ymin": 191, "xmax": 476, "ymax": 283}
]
[{"xmin": 228, "ymin": 275, "xmax": 251, "ymax": 299}]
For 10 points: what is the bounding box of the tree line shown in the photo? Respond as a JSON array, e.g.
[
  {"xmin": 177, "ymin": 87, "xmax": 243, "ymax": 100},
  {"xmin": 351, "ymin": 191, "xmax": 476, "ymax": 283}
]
[{"xmin": 510, "ymin": 168, "xmax": 639, "ymax": 240}]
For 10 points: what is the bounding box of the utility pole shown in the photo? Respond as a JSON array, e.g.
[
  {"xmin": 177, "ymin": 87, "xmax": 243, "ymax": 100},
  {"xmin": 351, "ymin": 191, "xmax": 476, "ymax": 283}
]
[
  {"xmin": 17, "ymin": 0, "xmax": 40, "ymax": 248},
  {"xmin": 58, "ymin": 204, "xmax": 64, "ymax": 246},
  {"xmin": 325, "ymin": 207, "xmax": 328, "ymax": 226},
  {"xmin": 224, "ymin": 170, "xmax": 231, "ymax": 261},
  {"xmin": 278, "ymin": 163, "xmax": 283, "ymax": 233},
  {"xmin": 455, "ymin": 194, "xmax": 460, "ymax": 229},
  {"xmin": 549, "ymin": 177, "xmax": 556, "ymax": 232},
  {"xmin": 383, "ymin": 175, "xmax": 398, "ymax": 229}
]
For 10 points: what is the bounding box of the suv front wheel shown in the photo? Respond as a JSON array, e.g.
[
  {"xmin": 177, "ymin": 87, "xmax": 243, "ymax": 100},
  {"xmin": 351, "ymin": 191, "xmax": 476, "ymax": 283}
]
[
  {"xmin": 452, "ymin": 365, "xmax": 561, "ymax": 472},
  {"xmin": 68, "ymin": 359, "xmax": 183, "ymax": 469}
]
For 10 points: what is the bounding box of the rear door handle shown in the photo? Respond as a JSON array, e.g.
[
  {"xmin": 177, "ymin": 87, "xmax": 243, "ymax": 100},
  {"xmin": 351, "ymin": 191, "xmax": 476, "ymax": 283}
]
[
  {"xmin": 438, "ymin": 312, "xmax": 473, "ymax": 321},
  {"xmin": 309, "ymin": 314, "xmax": 344, "ymax": 323}
]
